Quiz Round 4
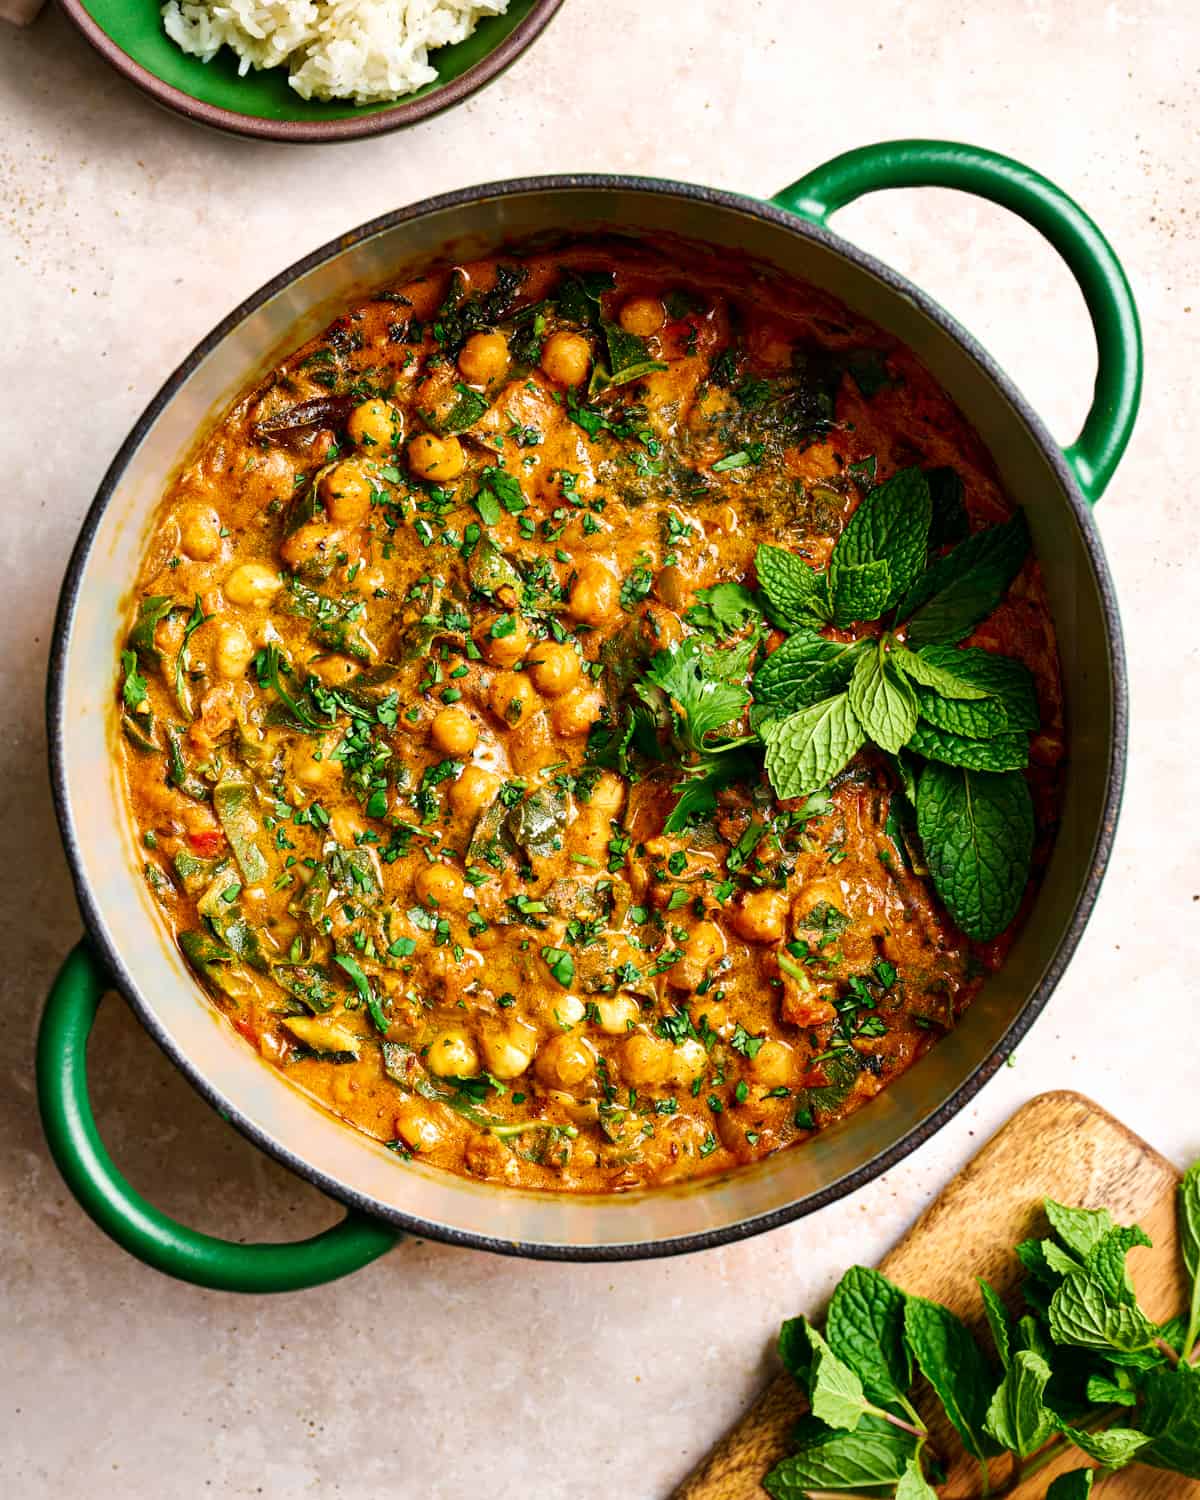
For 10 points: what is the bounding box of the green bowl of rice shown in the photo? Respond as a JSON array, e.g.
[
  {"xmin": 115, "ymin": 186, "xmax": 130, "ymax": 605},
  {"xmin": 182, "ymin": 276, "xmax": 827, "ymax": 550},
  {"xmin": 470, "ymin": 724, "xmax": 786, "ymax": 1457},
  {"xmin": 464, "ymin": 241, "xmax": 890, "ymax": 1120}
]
[{"xmin": 59, "ymin": 0, "xmax": 564, "ymax": 142}]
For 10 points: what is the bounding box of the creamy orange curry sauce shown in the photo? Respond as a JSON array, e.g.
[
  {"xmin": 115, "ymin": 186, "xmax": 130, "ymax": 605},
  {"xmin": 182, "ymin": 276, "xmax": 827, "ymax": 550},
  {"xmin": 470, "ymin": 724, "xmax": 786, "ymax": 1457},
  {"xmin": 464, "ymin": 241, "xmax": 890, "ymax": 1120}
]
[{"xmin": 118, "ymin": 243, "xmax": 1063, "ymax": 1192}]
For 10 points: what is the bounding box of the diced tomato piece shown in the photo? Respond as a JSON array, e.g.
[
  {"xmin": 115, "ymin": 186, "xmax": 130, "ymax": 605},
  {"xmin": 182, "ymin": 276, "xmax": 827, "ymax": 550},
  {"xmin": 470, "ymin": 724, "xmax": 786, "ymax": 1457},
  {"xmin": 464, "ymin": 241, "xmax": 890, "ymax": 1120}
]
[{"xmin": 187, "ymin": 829, "xmax": 226, "ymax": 857}]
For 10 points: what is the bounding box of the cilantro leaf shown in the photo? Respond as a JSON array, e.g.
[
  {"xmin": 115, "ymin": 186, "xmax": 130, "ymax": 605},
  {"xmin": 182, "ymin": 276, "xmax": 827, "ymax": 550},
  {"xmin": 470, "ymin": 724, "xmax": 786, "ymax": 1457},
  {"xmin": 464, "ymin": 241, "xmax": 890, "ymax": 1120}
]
[
  {"xmin": 762, "ymin": 692, "xmax": 863, "ymax": 801},
  {"xmin": 639, "ymin": 639, "xmax": 750, "ymax": 758},
  {"xmin": 831, "ymin": 466, "xmax": 932, "ymax": 615},
  {"xmin": 916, "ymin": 764, "xmax": 1034, "ymax": 939},
  {"xmin": 901, "ymin": 511, "xmax": 1031, "ymax": 646},
  {"xmin": 686, "ymin": 582, "xmax": 764, "ymax": 638},
  {"xmin": 848, "ymin": 646, "xmax": 918, "ymax": 756},
  {"xmin": 755, "ymin": 544, "xmax": 831, "ymax": 628},
  {"xmin": 120, "ymin": 649, "xmax": 149, "ymax": 715},
  {"xmin": 662, "ymin": 746, "xmax": 759, "ymax": 834},
  {"xmin": 753, "ymin": 629, "xmax": 869, "ymax": 715}
]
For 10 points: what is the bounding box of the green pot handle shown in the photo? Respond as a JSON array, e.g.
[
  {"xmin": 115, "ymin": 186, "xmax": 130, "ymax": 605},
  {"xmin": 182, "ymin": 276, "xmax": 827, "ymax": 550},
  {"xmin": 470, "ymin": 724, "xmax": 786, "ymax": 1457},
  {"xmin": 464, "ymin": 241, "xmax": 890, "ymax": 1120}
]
[
  {"xmin": 771, "ymin": 140, "xmax": 1142, "ymax": 505},
  {"xmin": 37, "ymin": 941, "xmax": 399, "ymax": 1292}
]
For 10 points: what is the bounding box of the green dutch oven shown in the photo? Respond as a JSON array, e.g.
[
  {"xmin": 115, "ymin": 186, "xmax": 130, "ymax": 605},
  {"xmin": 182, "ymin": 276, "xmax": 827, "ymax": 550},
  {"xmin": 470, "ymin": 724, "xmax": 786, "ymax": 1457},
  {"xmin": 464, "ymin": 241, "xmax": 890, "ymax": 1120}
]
[{"xmin": 39, "ymin": 141, "xmax": 1141, "ymax": 1292}]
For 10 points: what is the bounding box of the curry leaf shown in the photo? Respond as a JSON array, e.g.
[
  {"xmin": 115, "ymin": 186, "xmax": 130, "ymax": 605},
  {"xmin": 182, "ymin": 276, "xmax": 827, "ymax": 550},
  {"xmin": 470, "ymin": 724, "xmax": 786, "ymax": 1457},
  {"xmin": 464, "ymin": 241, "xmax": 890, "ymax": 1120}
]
[
  {"xmin": 915, "ymin": 764, "xmax": 1034, "ymax": 940},
  {"xmin": 826, "ymin": 1266, "xmax": 912, "ymax": 1410},
  {"xmin": 762, "ymin": 692, "xmax": 863, "ymax": 801},
  {"xmin": 903, "ymin": 1294, "xmax": 998, "ymax": 1459},
  {"xmin": 849, "ymin": 647, "xmax": 918, "ymax": 756},
  {"xmin": 755, "ymin": 544, "xmax": 831, "ymax": 628}
]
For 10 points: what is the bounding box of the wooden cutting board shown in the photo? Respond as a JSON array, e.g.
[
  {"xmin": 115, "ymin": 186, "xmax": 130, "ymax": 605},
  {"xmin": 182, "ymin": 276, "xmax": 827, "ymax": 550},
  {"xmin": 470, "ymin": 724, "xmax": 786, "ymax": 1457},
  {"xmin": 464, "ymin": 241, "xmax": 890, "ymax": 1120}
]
[{"xmin": 675, "ymin": 1091, "xmax": 1198, "ymax": 1499}]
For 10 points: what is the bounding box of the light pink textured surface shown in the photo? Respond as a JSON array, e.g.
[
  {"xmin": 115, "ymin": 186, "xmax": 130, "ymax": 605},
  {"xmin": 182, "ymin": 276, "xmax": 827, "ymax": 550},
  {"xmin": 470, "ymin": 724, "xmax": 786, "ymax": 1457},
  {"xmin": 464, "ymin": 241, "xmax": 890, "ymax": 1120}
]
[
  {"xmin": 0, "ymin": 0, "xmax": 43, "ymax": 27},
  {"xmin": 1, "ymin": 3, "xmax": 1198, "ymax": 1497}
]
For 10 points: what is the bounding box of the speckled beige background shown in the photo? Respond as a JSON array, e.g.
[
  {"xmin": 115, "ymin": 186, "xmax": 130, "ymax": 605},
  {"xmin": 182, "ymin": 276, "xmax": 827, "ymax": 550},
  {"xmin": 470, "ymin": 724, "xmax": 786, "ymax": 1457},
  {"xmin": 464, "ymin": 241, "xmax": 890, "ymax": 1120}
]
[{"xmin": 2, "ymin": 2, "xmax": 1197, "ymax": 1496}]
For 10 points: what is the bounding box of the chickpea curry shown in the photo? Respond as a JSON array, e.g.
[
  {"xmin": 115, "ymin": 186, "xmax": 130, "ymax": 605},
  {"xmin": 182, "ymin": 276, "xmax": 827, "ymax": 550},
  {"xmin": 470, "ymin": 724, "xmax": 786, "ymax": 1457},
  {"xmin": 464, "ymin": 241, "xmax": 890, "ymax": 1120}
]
[{"xmin": 118, "ymin": 243, "xmax": 1064, "ymax": 1193}]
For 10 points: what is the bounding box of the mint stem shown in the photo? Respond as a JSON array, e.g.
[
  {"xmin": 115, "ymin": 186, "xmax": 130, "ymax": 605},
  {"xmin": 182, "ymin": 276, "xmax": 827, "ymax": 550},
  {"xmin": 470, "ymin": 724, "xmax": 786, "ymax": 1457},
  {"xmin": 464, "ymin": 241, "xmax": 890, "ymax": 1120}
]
[{"xmin": 1155, "ymin": 1336, "xmax": 1182, "ymax": 1366}]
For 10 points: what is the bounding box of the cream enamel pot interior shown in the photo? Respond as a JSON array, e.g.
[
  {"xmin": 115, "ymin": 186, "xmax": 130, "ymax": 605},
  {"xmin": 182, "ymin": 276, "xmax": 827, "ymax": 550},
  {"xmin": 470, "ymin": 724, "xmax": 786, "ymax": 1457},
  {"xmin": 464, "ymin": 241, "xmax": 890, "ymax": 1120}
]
[{"xmin": 38, "ymin": 142, "xmax": 1140, "ymax": 1290}]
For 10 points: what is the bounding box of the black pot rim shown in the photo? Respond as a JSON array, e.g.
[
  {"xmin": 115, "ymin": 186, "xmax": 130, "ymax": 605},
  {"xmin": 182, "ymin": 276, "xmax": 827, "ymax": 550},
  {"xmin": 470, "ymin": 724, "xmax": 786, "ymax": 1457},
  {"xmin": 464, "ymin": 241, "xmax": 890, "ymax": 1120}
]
[{"xmin": 46, "ymin": 174, "xmax": 1128, "ymax": 1263}]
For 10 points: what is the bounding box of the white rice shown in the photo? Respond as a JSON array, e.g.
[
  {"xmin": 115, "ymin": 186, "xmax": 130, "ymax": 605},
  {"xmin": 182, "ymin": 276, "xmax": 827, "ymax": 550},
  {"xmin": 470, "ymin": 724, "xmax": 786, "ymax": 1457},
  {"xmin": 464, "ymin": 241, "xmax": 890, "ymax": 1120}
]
[{"xmin": 162, "ymin": 0, "xmax": 511, "ymax": 104}]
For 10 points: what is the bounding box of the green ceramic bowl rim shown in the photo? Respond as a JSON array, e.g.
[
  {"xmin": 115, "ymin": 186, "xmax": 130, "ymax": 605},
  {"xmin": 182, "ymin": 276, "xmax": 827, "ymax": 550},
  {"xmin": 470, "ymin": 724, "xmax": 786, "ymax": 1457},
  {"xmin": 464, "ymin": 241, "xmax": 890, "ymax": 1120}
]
[{"xmin": 55, "ymin": 0, "xmax": 565, "ymax": 143}]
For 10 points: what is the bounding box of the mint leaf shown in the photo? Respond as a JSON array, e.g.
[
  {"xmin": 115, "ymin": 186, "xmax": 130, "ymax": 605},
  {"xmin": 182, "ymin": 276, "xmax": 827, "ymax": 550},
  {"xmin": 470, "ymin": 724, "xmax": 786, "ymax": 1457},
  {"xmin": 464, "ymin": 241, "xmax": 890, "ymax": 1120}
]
[
  {"xmin": 1044, "ymin": 1240, "xmax": 1086, "ymax": 1276},
  {"xmin": 1140, "ymin": 1362, "xmax": 1200, "ymax": 1478},
  {"xmin": 895, "ymin": 1459, "xmax": 937, "ymax": 1499},
  {"xmin": 763, "ymin": 1416, "xmax": 917, "ymax": 1495},
  {"xmin": 916, "ymin": 765, "xmax": 1034, "ymax": 939},
  {"xmin": 1180, "ymin": 1162, "xmax": 1200, "ymax": 1357},
  {"xmin": 977, "ymin": 1278, "xmax": 1014, "ymax": 1369},
  {"xmin": 806, "ymin": 1322, "xmax": 874, "ymax": 1431},
  {"xmin": 779, "ymin": 1315, "xmax": 814, "ymax": 1389},
  {"xmin": 1086, "ymin": 1372, "xmax": 1137, "ymax": 1406},
  {"xmin": 753, "ymin": 629, "xmax": 868, "ymax": 714},
  {"xmin": 832, "ymin": 466, "xmax": 932, "ymax": 613},
  {"xmin": 1085, "ymin": 1223, "xmax": 1152, "ymax": 1304},
  {"xmin": 686, "ymin": 582, "xmax": 765, "ymax": 638},
  {"xmin": 1046, "ymin": 1471, "xmax": 1094, "ymax": 1499},
  {"xmin": 907, "ymin": 721, "xmax": 1029, "ymax": 771},
  {"xmin": 849, "ymin": 646, "xmax": 918, "ymax": 755},
  {"xmin": 902, "ymin": 511, "xmax": 1031, "ymax": 646},
  {"xmin": 903, "ymin": 1294, "xmax": 998, "ymax": 1459},
  {"xmin": 1047, "ymin": 1269, "xmax": 1158, "ymax": 1359},
  {"xmin": 910, "ymin": 645, "xmax": 1038, "ymax": 739},
  {"xmin": 826, "ymin": 1266, "xmax": 912, "ymax": 1410},
  {"xmin": 832, "ymin": 557, "xmax": 893, "ymax": 626},
  {"xmin": 926, "ymin": 466, "xmax": 969, "ymax": 551},
  {"xmin": 983, "ymin": 1348, "xmax": 1056, "ymax": 1456},
  {"xmin": 755, "ymin": 544, "xmax": 831, "ymax": 628},
  {"xmin": 763, "ymin": 693, "xmax": 863, "ymax": 801},
  {"xmin": 1056, "ymin": 1420, "xmax": 1151, "ymax": 1469},
  {"xmin": 1046, "ymin": 1199, "xmax": 1117, "ymax": 1260},
  {"xmin": 890, "ymin": 642, "xmax": 990, "ymax": 700}
]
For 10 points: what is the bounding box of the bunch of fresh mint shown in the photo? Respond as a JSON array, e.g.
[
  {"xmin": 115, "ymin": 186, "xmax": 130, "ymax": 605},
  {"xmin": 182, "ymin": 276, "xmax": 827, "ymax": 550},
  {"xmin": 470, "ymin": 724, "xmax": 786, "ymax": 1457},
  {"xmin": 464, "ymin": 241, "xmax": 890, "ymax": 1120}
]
[
  {"xmin": 764, "ymin": 1165, "xmax": 1200, "ymax": 1499},
  {"xmin": 606, "ymin": 466, "xmax": 1043, "ymax": 942}
]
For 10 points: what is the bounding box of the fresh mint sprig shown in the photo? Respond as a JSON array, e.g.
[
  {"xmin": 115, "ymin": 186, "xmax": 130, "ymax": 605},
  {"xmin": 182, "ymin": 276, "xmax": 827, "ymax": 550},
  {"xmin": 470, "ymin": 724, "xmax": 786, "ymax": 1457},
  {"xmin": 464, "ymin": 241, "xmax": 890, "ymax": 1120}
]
[{"xmin": 764, "ymin": 1170, "xmax": 1200, "ymax": 1498}]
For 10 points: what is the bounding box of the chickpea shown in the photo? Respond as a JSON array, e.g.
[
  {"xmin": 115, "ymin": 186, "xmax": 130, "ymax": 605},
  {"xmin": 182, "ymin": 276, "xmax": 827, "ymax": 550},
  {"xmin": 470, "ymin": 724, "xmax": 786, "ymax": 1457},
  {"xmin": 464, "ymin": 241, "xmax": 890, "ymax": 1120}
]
[
  {"xmin": 620, "ymin": 1032, "xmax": 673, "ymax": 1087},
  {"xmin": 551, "ymin": 687, "xmax": 605, "ymax": 738},
  {"xmin": 347, "ymin": 398, "xmax": 402, "ymax": 451},
  {"xmin": 731, "ymin": 889, "xmax": 789, "ymax": 944},
  {"xmin": 584, "ymin": 771, "xmax": 626, "ymax": 817},
  {"xmin": 430, "ymin": 705, "xmax": 478, "ymax": 756},
  {"xmin": 406, "ymin": 431, "xmax": 465, "ymax": 483},
  {"xmin": 319, "ymin": 462, "xmax": 373, "ymax": 525},
  {"xmin": 540, "ymin": 330, "xmax": 592, "ymax": 387},
  {"xmin": 618, "ymin": 295, "xmax": 665, "ymax": 337},
  {"xmin": 449, "ymin": 764, "xmax": 501, "ymax": 818},
  {"xmin": 526, "ymin": 640, "xmax": 582, "ymax": 697},
  {"xmin": 280, "ymin": 520, "xmax": 339, "ymax": 575},
  {"xmin": 426, "ymin": 1029, "xmax": 480, "ymax": 1078},
  {"xmin": 414, "ymin": 861, "xmax": 467, "ymax": 911},
  {"xmin": 224, "ymin": 561, "xmax": 282, "ymax": 609},
  {"xmin": 669, "ymin": 1038, "xmax": 708, "ymax": 1085},
  {"xmin": 292, "ymin": 736, "xmax": 340, "ymax": 788},
  {"xmin": 685, "ymin": 921, "xmax": 725, "ymax": 970},
  {"xmin": 535, "ymin": 1032, "xmax": 595, "ymax": 1090},
  {"xmin": 654, "ymin": 565, "xmax": 691, "ymax": 612},
  {"xmin": 393, "ymin": 1098, "xmax": 443, "ymax": 1153},
  {"xmin": 457, "ymin": 330, "xmax": 510, "ymax": 385},
  {"xmin": 480, "ymin": 1018, "xmax": 538, "ymax": 1080},
  {"xmin": 540, "ymin": 992, "xmax": 585, "ymax": 1030},
  {"xmin": 479, "ymin": 613, "xmax": 530, "ymax": 668},
  {"xmin": 748, "ymin": 1039, "xmax": 798, "ymax": 1090},
  {"xmin": 214, "ymin": 622, "xmax": 254, "ymax": 679},
  {"xmin": 488, "ymin": 670, "xmax": 538, "ymax": 726},
  {"xmin": 179, "ymin": 503, "xmax": 222, "ymax": 561},
  {"xmin": 592, "ymin": 993, "xmax": 640, "ymax": 1035},
  {"xmin": 567, "ymin": 560, "xmax": 620, "ymax": 625}
]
